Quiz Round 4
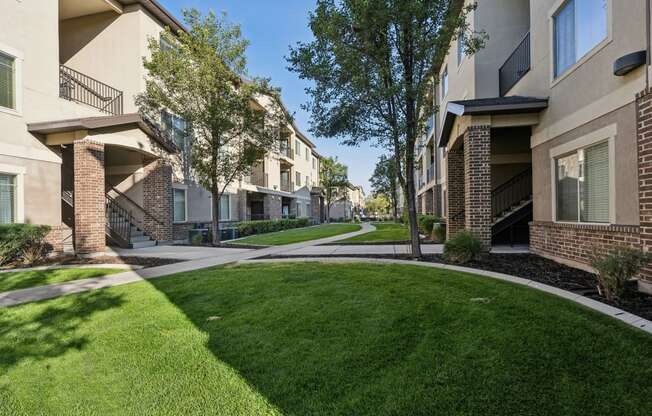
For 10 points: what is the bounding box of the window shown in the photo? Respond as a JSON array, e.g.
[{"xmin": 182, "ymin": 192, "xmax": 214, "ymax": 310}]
[
  {"xmin": 219, "ymin": 194, "xmax": 230, "ymax": 221},
  {"xmin": 295, "ymin": 139, "xmax": 301, "ymax": 155},
  {"xmin": 553, "ymin": 0, "xmax": 608, "ymax": 78},
  {"xmin": 441, "ymin": 67, "xmax": 448, "ymax": 100},
  {"xmin": 305, "ymin": 148, "xmax": 309, "ymax": 161},
  {"xmin": 457, "ymin": 35, "xmax": 465, "ymax": 66},
  {"xmin": 306, "ymin": 175, "xmax": 310, "ymax": 187},
  {"xmin": 0, "ymin": 53, "xmax": 15, "ymax": 110},
  {"xmin": 555, "ymin": 141, "xmax": 609, "ymax": 223},
  {"xmin": 162, "ymin": 111, "xmax": 189, "ymax": 149},
  {"xmin": 0, "ymin": 174, "xmax": 16, "ymax": 224},
  {"xmin": 173, "ymin": 188, "xmax": 187, "ymax": 223},
  {"xmin": 312, "ymin": 157, "xmax": 316, "ymax": 169},
  {"xmin": 296, "ymin": 171, "xmax": 301, "ymax": 187}
]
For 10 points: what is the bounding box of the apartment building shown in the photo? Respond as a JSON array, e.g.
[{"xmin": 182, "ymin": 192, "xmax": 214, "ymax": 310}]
[
  {"xmin": 329, "ymin": 184, "xmax": 365, "ymax": 220},
  {"xmin": 0, "ymin": 0, "xmax": 324, "ymax": 253},
  {"xmin": 417, "ymin": 0, "xmax": 652, "ymax": 279}
]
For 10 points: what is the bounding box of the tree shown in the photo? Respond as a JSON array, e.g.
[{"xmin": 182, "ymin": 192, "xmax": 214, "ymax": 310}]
[
  {"xmin": 138, "ymin": 10, "xmax": 287, "ymax": 245},
  {"xmin": 320, "ymin": 157, "xmax": 349, "ymax": 222},
  {"xmin": 288, "ymin": 0, "xmax": 484, "ymax": 258},
  {"xmin": 370, "ymin": 154, "xmax": 398, "ymax": 220},
  {"xmin": 365, "ymin": 194, "xmax": 390, "ymax": 216}
]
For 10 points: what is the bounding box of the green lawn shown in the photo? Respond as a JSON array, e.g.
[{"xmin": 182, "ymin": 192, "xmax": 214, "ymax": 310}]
[
  {"xmin": 0, "ymin": 267, "xmax": 125, "ymax": 293},
  {"xmin": 338, "ymin": 222, "xmax": 409, "ymax": 243},
  {"xmin": 231, "ymin": 223, "xmax": 361, "ymax": 246},
  {"xmin": 1, "ymin": 262, "xmax": 651, "ymax": 415}
]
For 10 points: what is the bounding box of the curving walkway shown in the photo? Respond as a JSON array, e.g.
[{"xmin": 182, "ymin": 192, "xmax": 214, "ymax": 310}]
[{"xmin": 0, "ymin": 223, "xmax": 375, "ymax": 308}]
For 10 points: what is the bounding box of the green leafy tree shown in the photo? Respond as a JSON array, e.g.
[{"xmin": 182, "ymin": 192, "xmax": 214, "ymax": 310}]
[
  {"xmin": 320, "ymin": 157, "xmax": 349, "ymax": 222},
  {"xmin": 288, "ymin": 0, "xmax": 484, "ymax": 257},
  {"xmin": 138, "ymin": 10, "xmax": 287, "ymax": 245},
  {"xmin": 365, "ymin": 194, "xmax": 390, "ymax": 216},
  {"xmin": 370, "ymin": 154, "xmax": 398, "ymax": 220}
]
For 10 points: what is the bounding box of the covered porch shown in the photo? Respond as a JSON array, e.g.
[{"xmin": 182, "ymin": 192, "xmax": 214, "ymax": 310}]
[
  {"xmin": 28, "ymin": 114, "xmax": 178, "ymax": 253},
  {"xmin": 440, "ymin": 96, "xmax": 547, "ymax": 249}
]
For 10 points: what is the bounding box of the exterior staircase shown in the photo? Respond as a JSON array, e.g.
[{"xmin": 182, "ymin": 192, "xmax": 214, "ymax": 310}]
[
  {"xmin": 491, "ymin": 168, "xmax": 533, "ymax": 242},
  {"xmin": 105, "ymin": 194, "xmax": 157, "ymax": 249}
]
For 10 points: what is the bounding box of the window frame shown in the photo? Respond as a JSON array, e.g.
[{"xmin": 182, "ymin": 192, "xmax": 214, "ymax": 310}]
[
  {"xmin": 549, "ymin": 0, "xmax": 612, "ymax": 86},
  {"xmin": 550, "ymin": 124, "xmax": 616, "ymax": 225},
  {"xmin": 296, "ymin": 171, "xmax": 301, "ymax": 187},
  {"xmin": 441, "ymin": 66, "xmax": 449, "ymax": 101},
  {"xmin": 173, "ymin": 186, "xmax": 188, "ymax": 224},
  {"xmin": 457, "ymin": 35, "xmax": 465, "ymax": 67},
  {"xmin": 218, "ymin": 193, "xmax": 231, "ymax": 221},
  {"xmin": 0, "ymin": 163, "xmax": 25, "ymax": 223},
  {"xmin": 295, "ymin": 139, "xmax": 301, "ymax": 156},
  {"xmin": 0, "ymin": 42, "xmax": 23, "ymax": 116}
]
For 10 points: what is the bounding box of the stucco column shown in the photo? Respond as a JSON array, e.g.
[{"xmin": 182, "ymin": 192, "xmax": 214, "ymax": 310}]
[
  {"xmin": 425, "ymin": 188, "xmax": 434, "ymax": 214},
  {"xmin": 73, "ymin": 139, "xmax": 106, "ymax": 253},
  {"xmin": 446, "ymin": 147, "xmax": 465, "ymax": 238},
  {"xmin": 310, "ymin": 190, "xmax": 322, "ymax": 224},
  {"xmin": 464, "ymin": 125, "xmax": 492, "ymax": 249},
  {"xmin": 143, "ymin": 159, "xmax": 173, "ymax": 242}
]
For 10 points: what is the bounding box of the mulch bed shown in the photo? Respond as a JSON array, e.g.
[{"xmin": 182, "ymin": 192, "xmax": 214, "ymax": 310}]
[
  {"xmin": 1, "ymin": 255, "xmax": 183, "ymax": 271},
  {"xmin": 262, "ymin": 252, "xmax": 652, "ymax": 321}
]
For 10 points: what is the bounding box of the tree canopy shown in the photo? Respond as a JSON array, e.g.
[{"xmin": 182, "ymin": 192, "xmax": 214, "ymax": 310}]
[
  {"xmin": 370, "ymin": 154, "xmax": 399, "ymax": 219},
  {"xmin": 319, "ymin": 156, "xmax": 349, "ymax": 222}
]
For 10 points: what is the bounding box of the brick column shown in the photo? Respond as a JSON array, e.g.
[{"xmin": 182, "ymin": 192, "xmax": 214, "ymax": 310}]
[
  {"xmin": 310, "ymin": 191, "xmax": 322, "ymax": 224},
  {"xmin": 446, "ymin": 147, "xmax": 465, "ymax": 238},
  {"xmin": 434, "ymin": 184, "xmax": 443, "ymax": 217},
  {"xmin": 263, "ymin": 194, "xmax": 282, "ymax": 220},
  {"xmin": 73, "ymin": 139, "xmax": 106, "ymax": 253},
  {"xmin": 638, "ymin": 88, "xmax": 652, "ymax": 281},
  {"xmin": 464, "ymin": 125, "xmax": 492, "ymax": 249},
  {"xmin": 425, "ymin": 188, "xmax": 434, "ymax": 214},
  {"xmin": 143, "ymin": 159, "xmax": 173, "ymax": 242}
]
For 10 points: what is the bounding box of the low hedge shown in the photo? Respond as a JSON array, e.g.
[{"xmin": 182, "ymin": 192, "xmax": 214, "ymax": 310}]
[
  {"xmin": 0, "ymin": 224, "xmax": 51, "ymax": 266},
  {"xmin": 418, "ymin": 215, "xmax": 441, "ymax": 235},
  {"xmin": 236, "ymin": 218, "xmax": 310, "ymax": 237}
]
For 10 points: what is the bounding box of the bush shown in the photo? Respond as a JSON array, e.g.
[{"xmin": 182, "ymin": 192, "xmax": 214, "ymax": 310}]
[
  {"xmin": 431, "ymin": 222, "xmax": 446, "ymax": 243},
  {"xmin": 591, "ymin": 246, "xmax": 652, "ymax": 301},
  {"xmin": 235, "ymin": 218, "xmax": 310, "ymax": 237},
  {"xmin": 0, "ymin": 224, "xmax": 51, "ymax": 266},
  {"xmin": 443, "ymin": 231, "xmax": 482, "ymax": 264},
  {"xmin": 418, "ymin": 215, "xmax": 441, "ymax": 235}
]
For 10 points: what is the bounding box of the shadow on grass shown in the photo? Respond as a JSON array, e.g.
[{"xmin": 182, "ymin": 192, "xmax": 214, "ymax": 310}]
[{"xmin": 0, "ymin": 290, "xmax": 125, "ymax": 371}]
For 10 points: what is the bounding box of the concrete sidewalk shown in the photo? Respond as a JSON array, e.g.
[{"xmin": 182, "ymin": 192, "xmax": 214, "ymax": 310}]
[
  {"xmin": 0, "ymin": 223, "xmax": 375, "ymax": 308},
  {"xmin": 276, "ymin": 244, "xmax": 443, "ymax": 256}
]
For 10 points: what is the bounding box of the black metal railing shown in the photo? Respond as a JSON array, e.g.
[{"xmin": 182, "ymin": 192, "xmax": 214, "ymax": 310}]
[
  {"xmin": 59, "ymin": 64, "xmax": 124, "ymax": 115},
  {"xmin": 499, "ymin": 32, "xmax": 530, "ymax": 97},
  {"xmin": 280, "ymin": 179, "xmax": 294, "ymax": 192},
  {"xmin": 491, "ymin": 168, "xmax": 532, "ymax": 219},
  {"xmin": 108, "ymin": 186, "xmax": 164, "ymax": 228},
  {"xmin": 106, "ymin": 194, "xmax": 132, "ymax": 247}
]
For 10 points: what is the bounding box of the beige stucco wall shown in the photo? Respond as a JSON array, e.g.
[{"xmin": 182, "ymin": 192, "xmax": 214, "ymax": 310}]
[{"xmin": 532, "ymin": 103, "xmax": 638, "ymax": 225}]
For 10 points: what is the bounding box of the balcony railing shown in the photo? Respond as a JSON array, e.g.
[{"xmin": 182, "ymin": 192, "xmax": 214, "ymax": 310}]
[
  {"xmin": 280, "ymin": 180, "xmax": 294, "ymax": 192},
  {"xmin": 499, "ymin": 32, "xmax": 530, "ymax": 97},
  {"xmin": 279, "ymin": 144, "xmax": 293, "ymax": 159},
  {"xmin": 59, "ymin": 64, "xmax": 124, "ymax": 115}
]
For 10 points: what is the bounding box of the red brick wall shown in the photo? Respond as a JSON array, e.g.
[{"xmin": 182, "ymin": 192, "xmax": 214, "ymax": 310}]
[
  {"xmin": 44, "ymin": 226, "xmax": 64, "ymax": 254},
  {"xmin": 446, "ymin": 147, "xmax": 465, "ymax": 237},
  {"xmin": 143, "ymin": 160, "xmax": 173, "ymax": 242},
  {"xmin": 637, "ymin": 88, "xmax": 652, "ymax": 280},
  {"xmin": 464, "ymin": 125, "xmax": 492, "ymax": 249},
  {"xmin": 73, "ymin": 139, "xmax": 106, "ymax": 253}
]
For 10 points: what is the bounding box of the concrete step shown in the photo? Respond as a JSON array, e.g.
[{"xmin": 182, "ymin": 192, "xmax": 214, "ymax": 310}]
[
  {"xmin": 131, "ymin": 240, "xmax": 157, "ymax": 249},
  {"xmin": 131, "ymin": 229, "xmax": 144, "ymax": 237},
  {"xmin": 130, "ymin": 235, "xmax": 151, "ymax": 243}
]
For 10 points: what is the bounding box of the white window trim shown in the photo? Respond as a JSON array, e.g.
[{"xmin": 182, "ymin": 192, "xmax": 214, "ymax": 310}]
[
  {"xmin": 218, "ymin": 193, "xmax": 232, "ymax": 221},
  {"xmin": 173, "ymin": 185, "xmax": 188, "ymax": 224},
  {"xmin": 440, "ymin": 66, "xmax": 448, "ymax": 100},
  {"xmin": 0, "ymin": 41, "xmax": 23, "ymax": 117},
  {"xmin": 0, "ymin": 163, "xmax": 25, "ymax": 223},
  {"xmin": 549, "ymin": 0, "xmax": 613, "ymax": 87},
  {"xmin": 549, "ymin": 123, "xmax": 616, "ymax": 225}
]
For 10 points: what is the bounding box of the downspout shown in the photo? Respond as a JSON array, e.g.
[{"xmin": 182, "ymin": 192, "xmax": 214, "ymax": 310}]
[{"xmin": 647, "ymin": 0, "xmax": 651, "ymax": 89}]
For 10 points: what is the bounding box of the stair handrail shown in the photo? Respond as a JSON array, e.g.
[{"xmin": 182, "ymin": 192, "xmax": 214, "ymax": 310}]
[
  {"xmin": 491, "ymin": 167, "xmax": 532, "ymax": 219},
  {"xmin": 106, "ymin": 194, "xmax": 132, "ymax": 246},
  {"xmin": 59, "ymin": 64, "xmax": 124, "ymax": 115},
  {"xmin": 107, "ymin": 186, "xmax": 165, "ymax": 226}
]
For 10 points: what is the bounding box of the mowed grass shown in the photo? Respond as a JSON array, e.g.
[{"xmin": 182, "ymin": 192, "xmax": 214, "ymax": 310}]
[
  {"xmin": 338, "ymin": 222, "xmax": 410, "ymax": 243},
  {"xmin": 231, "ymin": 223, "xmax": 361, "ymax": 246},
  {"xmin": 1, "ymin": 262, "xmax": 651, "ymax": 415},
  {"xmin": 0, "ymin": 267, "xmax": 125, "ymax": 293}
]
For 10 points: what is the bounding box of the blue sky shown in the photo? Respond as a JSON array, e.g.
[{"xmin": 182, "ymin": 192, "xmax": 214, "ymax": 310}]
[{"xmin": 158, "ymin": 0, "xmax": 385, "ymax": 194}]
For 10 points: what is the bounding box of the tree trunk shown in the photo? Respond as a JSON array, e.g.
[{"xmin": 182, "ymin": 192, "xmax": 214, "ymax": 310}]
[
  {"xmin": 405, "ymin": 161, "xmax": 422, "ymax": 258},
  {"xmin": 211, "ymin": 184, "xmax": 221, "ymax": 246}
]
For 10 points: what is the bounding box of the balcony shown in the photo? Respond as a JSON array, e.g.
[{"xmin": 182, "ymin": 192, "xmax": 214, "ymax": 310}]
[
  {"xmin": 59, "ymin": 65, "xmax": 124, "ymax": 115},
  {"xmin": 499, "ymin": 32, "xmax": 530, "ymax": 97},
  {"xmin": 427, "ymin": 165, "xmax": 434, "ymax": 183},
  {"xmin": 280, "ymin": 179, "xmax": 294, "ymax": 193},
  {"xmin": 279, "ymin": 143, "xmax": 293, "ymax": 160}
]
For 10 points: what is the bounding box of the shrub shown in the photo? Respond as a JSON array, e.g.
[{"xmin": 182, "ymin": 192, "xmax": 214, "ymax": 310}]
[
  {"xmin": 190, "ymin": 233, "xmax": 204, "ymax": 246},
  {"xmin": 418, "ymin": 215, "xmax": 440, "ymax": 235},
  {"xmin": 443, "ymin": 231, "xmax": 482, "ymax": 264},
  {"xmin": 591, "ymin": 246, "xmax": 652, "ymax": 301},
  {"xmin": 0, "ymin": 224, "xmax": 51, "ymax": 266},
  {"xmin": 235, "ymin": 218, "xmax": 310, "ymax": 237},
  {"xmin": 431, "ymin": 222, "xmax": 446, "ymax": 243}
]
